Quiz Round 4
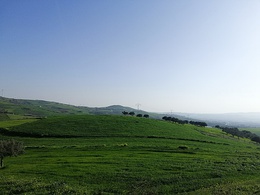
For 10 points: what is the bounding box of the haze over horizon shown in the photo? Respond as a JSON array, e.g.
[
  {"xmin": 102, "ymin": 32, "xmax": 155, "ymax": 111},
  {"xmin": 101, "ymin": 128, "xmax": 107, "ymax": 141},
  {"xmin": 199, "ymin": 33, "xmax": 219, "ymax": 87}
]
[{"xmin": 1, "ymin": 1, "xmax": 260, "ymax": 114}]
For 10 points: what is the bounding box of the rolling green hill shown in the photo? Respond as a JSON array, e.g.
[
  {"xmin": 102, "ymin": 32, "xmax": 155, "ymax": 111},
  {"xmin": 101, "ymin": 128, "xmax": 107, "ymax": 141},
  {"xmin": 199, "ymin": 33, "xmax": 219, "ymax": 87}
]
[
  {"xmin": 0, "ymin": 96, "xmax": 89, "ymax": 116},
  {"xmin": 1, "ymin": 115, "xmax": 260, "ymax": 194},
  {"xmin": 7, "ymin": 115, "xmax": 205, "ymax": 138},
  {"xmin": 0, "ymin": 96, "xmax": 162, "ymax": 118}
]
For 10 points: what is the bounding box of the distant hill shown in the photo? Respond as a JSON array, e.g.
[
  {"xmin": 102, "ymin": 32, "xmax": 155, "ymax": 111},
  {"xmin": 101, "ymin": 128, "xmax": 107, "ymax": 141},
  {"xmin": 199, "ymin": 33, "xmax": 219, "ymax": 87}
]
[
  {"xmin": 87, "ymin": 105, "xmax": 163, "ymax": 118},
  {"xmin": 0, "ymin": 96, "xmax": 89, "ymax": 117},
  {"xmin": 3, "ymin": 97, "xmax": 260, "ymax": 127},
  {"xmin": 87, "ymin": 105, "xmax": 143, "ymax": 115},
  {"xmin": 0, "ymin": 96, "xmax": 163, "ymax": 118}
]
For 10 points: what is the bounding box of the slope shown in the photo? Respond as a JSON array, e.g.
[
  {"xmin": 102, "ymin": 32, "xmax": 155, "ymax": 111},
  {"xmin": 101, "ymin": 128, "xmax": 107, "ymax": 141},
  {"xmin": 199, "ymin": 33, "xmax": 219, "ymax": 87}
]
[
  {"xmin": 0, "ymin": 96, "xmax": 89, "ymax": 116},
  {"xmin": 2, "ymin": 115, "xmax": 253, "ymax": 148},
  {"xmin": 6, "ymin": 115, "xmax": 217, "ymax": 140},
  {"xmin": 1, "ymin": 115, "xmax": 260, "ymax": 194}
]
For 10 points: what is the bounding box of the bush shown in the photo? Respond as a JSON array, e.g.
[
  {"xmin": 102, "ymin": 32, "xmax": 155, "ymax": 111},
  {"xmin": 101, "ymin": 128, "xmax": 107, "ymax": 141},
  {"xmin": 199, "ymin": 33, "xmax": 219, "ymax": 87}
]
[
  {"xmin": 0, "ymin": 139, "xmax": 24, "ymax": 167},
  {"xmin": 143, "ymin": 114, "xmax": 149, "ymax": 118},
  {"xmin": 178, "ymin": 146, "xmax": 188, "ymax": 150}
]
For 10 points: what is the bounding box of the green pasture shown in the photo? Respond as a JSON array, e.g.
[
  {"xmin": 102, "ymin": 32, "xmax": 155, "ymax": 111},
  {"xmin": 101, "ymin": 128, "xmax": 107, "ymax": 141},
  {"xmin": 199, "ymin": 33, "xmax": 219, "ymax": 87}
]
[
  {"xmin": 0, "ymin": 115, "xmax": 260, "ymax": 194},
  {"xmin": 0, "ymin": 119, "xmax": 38, "ymax": 129}
]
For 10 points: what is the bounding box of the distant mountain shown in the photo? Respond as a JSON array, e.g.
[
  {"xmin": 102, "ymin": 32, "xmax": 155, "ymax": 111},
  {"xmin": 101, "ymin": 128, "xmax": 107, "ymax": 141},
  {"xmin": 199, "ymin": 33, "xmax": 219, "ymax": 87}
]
[
  {"xmin": 0, "ymin": 96, "xmax": 89, "ymax": 116},
  {"xmin": 0, "ymin": 96, "xmax": 163, "ymax": 118},
  {"xmin": 175, "ymin": 112, "xmax": 260, "ymax": 127},
  {"xmin": 87, "ymin": 105, "xmax": 140, "ymax": 115}
]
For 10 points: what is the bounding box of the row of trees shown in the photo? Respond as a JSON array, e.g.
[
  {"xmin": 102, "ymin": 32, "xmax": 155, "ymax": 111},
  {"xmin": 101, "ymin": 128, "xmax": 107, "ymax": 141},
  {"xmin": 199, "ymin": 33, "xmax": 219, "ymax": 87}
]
[
  {"xmin": 122, "ymin": 111, "xmax": 149, "ymax": 118},
  {"xmin": 162, "ymin": 116, "xmax": 207, "ymax": 127},
  {"xmin": 215, "ymin": 126, "xmax": 260, "ymax": 143},
  {"xmin": 189, "ymin": 121, "xmax": 208, "ymax": 127}
]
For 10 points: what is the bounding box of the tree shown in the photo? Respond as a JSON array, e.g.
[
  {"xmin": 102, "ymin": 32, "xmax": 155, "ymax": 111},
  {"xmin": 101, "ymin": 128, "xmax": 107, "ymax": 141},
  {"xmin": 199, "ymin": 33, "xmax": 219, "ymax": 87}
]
[
  {"xmin": 162, "ymin": 116, "xmax": 171, "ymax": 121},
  {"xmin": 129, "ymin": 112, "xmax": 135, "ymax": 116},
  {"xmin": 143, "ymin": 114, "xmax": 149, "ymax": 118},
  {"xmin": 122, "ymin": 111, "xmax": 128, "ymax": 115},
  {"xmin": 0, "ymin": 139, "xmax": 24, "ymax": 168},
  {"xmin": 251, "ymin": 136, "xmax": 260, "ymax": 143}
]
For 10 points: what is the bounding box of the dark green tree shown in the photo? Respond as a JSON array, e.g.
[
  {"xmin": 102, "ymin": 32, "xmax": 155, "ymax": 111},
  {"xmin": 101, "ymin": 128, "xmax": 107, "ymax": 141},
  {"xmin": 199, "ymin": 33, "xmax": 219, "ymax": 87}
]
[
  {"xmin": 0, "ymin": 139, "xmax": 24, "ymax": 168},
  {"xmin": 129, "ymin": 112, "xmax": 135, "ymax": 116},
  {"xmin": 136, "ymin": 114, "xmax": 142, "ymax": 117},
  {"xmin": 143, "ymin": 114, "xmax": 149, "ymax": 118},
  {"xmin": 122, "ymin": 111, "xmax": 129, "ymax": 115},
  {"xmin": 251, "ymin": 136, "xmax": 260, "ymax": 143}
]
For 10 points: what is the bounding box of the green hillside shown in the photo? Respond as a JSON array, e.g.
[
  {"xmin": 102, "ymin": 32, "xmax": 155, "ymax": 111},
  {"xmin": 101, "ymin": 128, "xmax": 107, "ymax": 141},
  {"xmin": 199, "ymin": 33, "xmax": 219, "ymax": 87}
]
[
  {"xmin": 0, "ymin": 96, "xmax": 163, "ymax": 118},
  {"xmin": 8, "ymin": 115, "xmax": 209, "ymax": 139},
  {"xmin": 1, "ymin": 115, "xmax": 260, "ymax": 194},
  {"xmin": 0, "ymin": 96, "xmax": 89, "ymax": 117}
]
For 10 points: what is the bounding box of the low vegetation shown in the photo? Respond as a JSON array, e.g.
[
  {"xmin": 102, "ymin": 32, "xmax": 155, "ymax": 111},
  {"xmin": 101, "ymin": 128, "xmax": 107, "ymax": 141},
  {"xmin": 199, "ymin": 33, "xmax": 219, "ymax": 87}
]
[
  {"xmin": 0, "ymin": 115, "xmax": 260, "ymax": 194},
  {"xmin": 0, "ymin": 139, "xmax": 24, "ymax": 167},
  {"xmin": 0, "ymin": 113, "xmax": 10, "ymax": 121}
]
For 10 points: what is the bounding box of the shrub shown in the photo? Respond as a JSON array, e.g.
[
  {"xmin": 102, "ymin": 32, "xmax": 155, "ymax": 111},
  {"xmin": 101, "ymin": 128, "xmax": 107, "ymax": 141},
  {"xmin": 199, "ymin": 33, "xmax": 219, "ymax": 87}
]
[
  {"xmin": 0, "ymin": 139, "xmax": 25, "ymax": 168},
  {"xmin": 178, "ymin": 146, "xmax": 188, "ymax": 150}
]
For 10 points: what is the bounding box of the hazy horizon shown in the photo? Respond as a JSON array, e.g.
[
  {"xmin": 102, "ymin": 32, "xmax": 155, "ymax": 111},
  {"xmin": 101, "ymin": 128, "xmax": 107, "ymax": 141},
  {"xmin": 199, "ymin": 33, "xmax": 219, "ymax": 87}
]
[{"xmin": 1, "ymin": 1, "xmax": 260, "ymax": 113}]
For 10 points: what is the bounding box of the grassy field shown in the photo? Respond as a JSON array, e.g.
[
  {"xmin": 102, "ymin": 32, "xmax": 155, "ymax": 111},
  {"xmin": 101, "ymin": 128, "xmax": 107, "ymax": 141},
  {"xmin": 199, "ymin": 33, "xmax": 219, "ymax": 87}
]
[
  {"xmin": 1, "ymin": 115, "xmax": 260, "ymax": 194},
  {"xmin": 0, "ymin": 118, "xmax": 38, "ymax": 129}
]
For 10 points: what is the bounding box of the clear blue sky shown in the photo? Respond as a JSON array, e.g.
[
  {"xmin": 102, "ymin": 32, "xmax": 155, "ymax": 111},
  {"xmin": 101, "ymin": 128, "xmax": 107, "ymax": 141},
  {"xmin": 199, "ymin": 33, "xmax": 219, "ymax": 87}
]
[{"xmin": 1, "ymin": 0, "xmax": 260, "ymax": 113}]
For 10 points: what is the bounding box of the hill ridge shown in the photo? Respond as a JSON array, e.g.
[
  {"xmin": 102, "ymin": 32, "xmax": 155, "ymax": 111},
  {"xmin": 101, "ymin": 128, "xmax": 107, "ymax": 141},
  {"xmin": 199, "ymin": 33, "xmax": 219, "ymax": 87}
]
[{"xmin": 0, "ymin": 96, "xmax": 161, "ymax": 118}]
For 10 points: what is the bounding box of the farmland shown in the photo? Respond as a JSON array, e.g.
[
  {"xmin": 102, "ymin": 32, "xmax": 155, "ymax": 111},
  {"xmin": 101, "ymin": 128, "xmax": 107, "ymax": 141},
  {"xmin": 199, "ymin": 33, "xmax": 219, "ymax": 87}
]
[{"xmin": 0, "ymin": 115, "xmax": 260, "ymax": 194}]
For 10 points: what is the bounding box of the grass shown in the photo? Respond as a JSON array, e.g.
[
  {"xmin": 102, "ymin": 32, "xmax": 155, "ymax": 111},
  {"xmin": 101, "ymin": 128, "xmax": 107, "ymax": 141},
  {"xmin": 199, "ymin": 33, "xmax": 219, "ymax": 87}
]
[
  {"xmin": 0, "ymin": 119, "xmax": 38, "ymax": 129},
  {"xmin": 1, "ymin": 115, "xmax": 260, "ymax": 194},
  {"xmin": 7, "ymin": 115, "xmax": 239, "ymax": 142}
]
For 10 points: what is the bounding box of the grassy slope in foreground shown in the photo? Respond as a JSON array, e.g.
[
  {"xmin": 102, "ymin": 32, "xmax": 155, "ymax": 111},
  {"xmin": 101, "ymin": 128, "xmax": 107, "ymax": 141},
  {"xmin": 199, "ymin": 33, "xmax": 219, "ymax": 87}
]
[{"xmin": 1, "ymin": 115, "xmax": 260, "ymax": 194}]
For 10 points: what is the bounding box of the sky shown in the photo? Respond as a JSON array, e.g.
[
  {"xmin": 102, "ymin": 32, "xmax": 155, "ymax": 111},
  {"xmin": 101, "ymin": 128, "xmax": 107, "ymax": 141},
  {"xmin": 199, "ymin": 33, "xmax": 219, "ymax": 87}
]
[{"xmin": 1, "ymin": 0, "xmax": 260, "ymax": 113}]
